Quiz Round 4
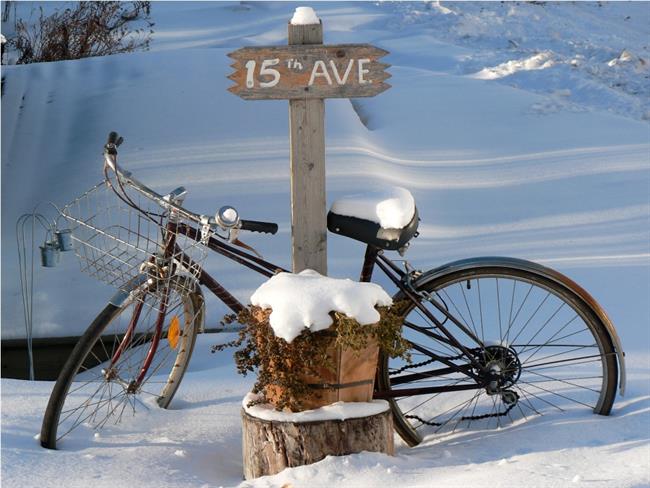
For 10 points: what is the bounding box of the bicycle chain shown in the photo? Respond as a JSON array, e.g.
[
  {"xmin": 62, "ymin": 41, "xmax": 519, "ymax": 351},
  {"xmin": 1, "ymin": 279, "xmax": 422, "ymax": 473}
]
[
  {"xmin": 389, "ymin": 352, "xmax": 467, "ymax": 376},
  {"xmin": 404, "ymin": 391, "xmax": 520, "ymax": 427}
]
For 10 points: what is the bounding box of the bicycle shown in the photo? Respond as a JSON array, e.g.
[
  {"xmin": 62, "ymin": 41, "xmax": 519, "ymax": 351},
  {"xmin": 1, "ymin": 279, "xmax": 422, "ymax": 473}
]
[{"xmin": 40, "ymin": 132, "xmax": 626, "ymax": 449}]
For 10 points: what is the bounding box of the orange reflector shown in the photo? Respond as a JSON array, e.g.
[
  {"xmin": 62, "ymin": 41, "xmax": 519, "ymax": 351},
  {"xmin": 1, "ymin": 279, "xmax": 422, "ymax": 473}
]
[{"xmin": 168, "ymin": 316, "xmax": 180, "ymax": 349}]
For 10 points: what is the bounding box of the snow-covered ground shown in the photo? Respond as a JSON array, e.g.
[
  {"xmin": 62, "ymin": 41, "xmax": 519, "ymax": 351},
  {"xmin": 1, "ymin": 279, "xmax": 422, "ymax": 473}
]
[{"xmin": 2, "ymin": 2, "xmax": 649, "ymax": 487}]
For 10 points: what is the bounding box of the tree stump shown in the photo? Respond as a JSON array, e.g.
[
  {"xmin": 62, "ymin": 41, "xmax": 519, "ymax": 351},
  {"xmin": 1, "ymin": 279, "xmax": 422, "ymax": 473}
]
[{"xmin": 241, "ymin": 406, "xmax": 394, "ymax": 479}]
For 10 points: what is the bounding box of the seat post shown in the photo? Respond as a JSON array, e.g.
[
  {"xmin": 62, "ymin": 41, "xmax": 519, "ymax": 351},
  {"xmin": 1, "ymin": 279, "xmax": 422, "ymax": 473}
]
[{"xmin": 359, "ymin": 245, "xmax": 380, "ymax": 282}]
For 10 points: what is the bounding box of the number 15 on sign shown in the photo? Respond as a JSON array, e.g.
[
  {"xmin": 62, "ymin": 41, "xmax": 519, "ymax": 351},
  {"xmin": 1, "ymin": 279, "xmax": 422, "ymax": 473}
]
[{"xmin": 228, "ymin": 44, "xmax": 390, "ymax": 100}]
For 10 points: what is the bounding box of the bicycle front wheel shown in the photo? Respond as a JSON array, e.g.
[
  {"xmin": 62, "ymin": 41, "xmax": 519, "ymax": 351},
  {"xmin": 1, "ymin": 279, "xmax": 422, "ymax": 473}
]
[
  {"xmin": 40, "ymin": 276, "xmax": 203, "ymax": 449},
  {"xmin": 379, "ymin": 262, "xmax": 618, "ymax": 446}
]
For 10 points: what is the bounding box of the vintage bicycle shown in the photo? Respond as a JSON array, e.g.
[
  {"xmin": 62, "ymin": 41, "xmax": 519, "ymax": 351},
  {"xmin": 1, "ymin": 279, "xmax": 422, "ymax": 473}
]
[{"xmin": 40, "ymin": 132, "xmax": 625, "ymax": 449}]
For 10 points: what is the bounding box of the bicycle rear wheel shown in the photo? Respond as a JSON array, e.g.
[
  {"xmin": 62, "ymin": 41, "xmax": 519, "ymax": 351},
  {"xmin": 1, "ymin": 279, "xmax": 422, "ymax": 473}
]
[
  {"xmin": 40, "ymin": 276, "xmax": 203, "ymax": 449},
  {"xmin": 378, "ymin": 263, "xmax": 618, "ymax": 446}
]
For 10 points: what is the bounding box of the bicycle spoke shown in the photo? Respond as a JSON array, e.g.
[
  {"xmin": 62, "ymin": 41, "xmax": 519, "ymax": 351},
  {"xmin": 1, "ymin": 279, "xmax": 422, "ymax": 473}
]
[
  {"xmin": 431, "ymin": 391, "xmax": 483, "ymax": 433},
  {"xmin": 520, "ymin": 344, "xmax": 598, "ymax": 368},
  {"xmin": 520, "ymin": 381, "xmax": 594, "ymax": 409},
  {"xmin": 518, "ymin": 328, "xmax": 593, "ymax": 357},
  {"xmin": 519, "ymin": 313, "xmax": 578, "ymax": 365},
  {"xmin": 400, "ymin": 378, "xmax": 468, "ymax": 416},
  {"xmin": 477, "ymin": 279, "xmax": 485, "ymax": 343},
  {"xmin": 516, "ymin": 384, "xmax": 564, "ymax": 412},
  {"xmin": 503, "ymin": 283, "xmax": 533, "ymax": 345},
  {"xmin": 509, "ymin": 291, "xmax": 551, "ymax": 346},
  {"xmin": 459, "ymin": 283, "xmax": 479, "ymax": 340},
  {"xmin": 383, "ymin": 269, "xmax": 616, "ymax": 447},
  {"xmin": 514, "ymin": 386, "xmax": 543, "ymax": 415},
  {"xmin": 58, "ymin": 390, "xmax": 123, "ymax": 440},
  {"xmin": 442, "ymin": 288, "xmax": 478, "ymax": 349},
  {"xmin": 46, "ymin": 278, "xmax": 199, "ymax": 448},
  {"xmin": 451, "ymin": 391, "xmax": 484, "ymax": 434},
  {"xmin": 516, "ymin": 301, "xmax": 566, "ymax": 355},
  {"xmin": 521, "ymin": 369, "xmax": 601, "ymax": 393},
  {"xmin": 496, "ymin": 278, "xmax": 503, "ymax": 344},
  {"xmin": 524, "ymin": 353, "xmax": 607, "ymax": 370}
]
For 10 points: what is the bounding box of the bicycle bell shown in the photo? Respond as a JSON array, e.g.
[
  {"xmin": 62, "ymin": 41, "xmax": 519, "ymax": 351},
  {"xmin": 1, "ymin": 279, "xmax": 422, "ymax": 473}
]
[{"xmin": 216, "ymin": 206, "xmax": 239, "ymax": 228}]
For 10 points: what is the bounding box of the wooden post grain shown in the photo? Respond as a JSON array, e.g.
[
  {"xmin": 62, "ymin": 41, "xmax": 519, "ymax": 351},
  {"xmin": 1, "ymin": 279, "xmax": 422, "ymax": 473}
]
[{"xmin": 288, "ymin": 21, "xmax": 327, "ymax": 274}]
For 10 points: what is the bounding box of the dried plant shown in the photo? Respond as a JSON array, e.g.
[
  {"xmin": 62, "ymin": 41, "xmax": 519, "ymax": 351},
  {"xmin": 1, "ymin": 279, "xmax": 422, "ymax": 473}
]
[
  {"xmin": 213, "ymin": 304, "xmax": 410, "ymax": 411},
  {"xmin": 9, "ymin": 2, "xmax": 153, "ymax": 64}
]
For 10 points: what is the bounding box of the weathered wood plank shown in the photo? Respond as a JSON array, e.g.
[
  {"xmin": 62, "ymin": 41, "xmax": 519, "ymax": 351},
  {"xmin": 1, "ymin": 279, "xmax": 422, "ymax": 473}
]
[
  {"xmin": 288, "ymin": 22, "xmax": 327, "ymax": 274},
  {"xmin": 230, "ymin": 43, "xmax": 388, "ymax": 58},
  {"xmin": 228, "ymin": 43, "xmax": 391, "ymax": 100},
  {"xmin": 241, "ymin": 408, "xmax": 394, "ymax": 479}
]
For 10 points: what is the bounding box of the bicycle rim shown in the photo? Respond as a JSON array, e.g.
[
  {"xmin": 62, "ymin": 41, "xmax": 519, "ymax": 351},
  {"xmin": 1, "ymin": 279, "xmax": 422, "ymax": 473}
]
[
  {"xmin": 380, "ymin": 266, "xmax": 617, "ymax": 446},
  {"xmin": 41, "ymin": 277, "xmax": 202, "ymax": 449}
]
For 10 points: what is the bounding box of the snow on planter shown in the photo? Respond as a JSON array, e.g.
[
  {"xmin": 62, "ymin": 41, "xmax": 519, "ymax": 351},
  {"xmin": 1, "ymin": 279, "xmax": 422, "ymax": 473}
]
[
  {"xmin": 250, "ymin": 269, "xmax": 392, "ymax": 343},
  {"xmin": 330, "ymin": 187, "xmax": 416, "ymax": 229},
  {"xmin": 243, "ymin": 392, "xmax": 389, "ymax": 422},
  {"xmin": 290, "ymin": 6, "xmax": 320, "ymax": 26}
]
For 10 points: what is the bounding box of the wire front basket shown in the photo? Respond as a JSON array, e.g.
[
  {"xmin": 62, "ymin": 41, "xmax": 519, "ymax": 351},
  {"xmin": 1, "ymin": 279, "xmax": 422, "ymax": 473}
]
[{"xmin": 60, "ymin": 180, "xmax": 208, "ymax": 297}]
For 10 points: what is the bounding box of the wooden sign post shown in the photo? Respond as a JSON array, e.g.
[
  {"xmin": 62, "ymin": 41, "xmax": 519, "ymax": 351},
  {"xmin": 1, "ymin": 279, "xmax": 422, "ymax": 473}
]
[{"xmin": 228, "ymin": 12, "xmax": 390, "ymax": 275}]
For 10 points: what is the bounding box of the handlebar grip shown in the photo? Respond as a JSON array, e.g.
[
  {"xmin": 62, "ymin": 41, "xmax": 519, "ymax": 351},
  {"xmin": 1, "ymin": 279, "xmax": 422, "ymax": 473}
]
[
  {"xmin": 105, "ymin": 132, "xmax": 124, "ymax": 156},
  {"xmin": 240, "ymin": 220, "xmax": 278, "ymax": 235}
]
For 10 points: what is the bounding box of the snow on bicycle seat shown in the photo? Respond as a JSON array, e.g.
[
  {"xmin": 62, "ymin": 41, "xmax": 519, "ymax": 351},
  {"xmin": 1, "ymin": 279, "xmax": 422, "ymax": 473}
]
[{"xmin": 327, "ymin": 187, "xmax": 419, "ymax": 251}]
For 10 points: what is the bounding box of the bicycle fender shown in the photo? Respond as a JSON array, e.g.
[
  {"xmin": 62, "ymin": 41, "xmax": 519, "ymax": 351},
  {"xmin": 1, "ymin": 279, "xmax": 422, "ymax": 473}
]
[{"xmin": 410, "ymin": 256, "xmax": 626, "ymax": 396}]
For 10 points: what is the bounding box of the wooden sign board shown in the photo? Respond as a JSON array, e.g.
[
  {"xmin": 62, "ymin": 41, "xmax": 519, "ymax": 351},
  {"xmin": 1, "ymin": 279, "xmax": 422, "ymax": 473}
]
[{"xmin": 228, "ymin": 44, "xmax": 390, "ymax": 100}]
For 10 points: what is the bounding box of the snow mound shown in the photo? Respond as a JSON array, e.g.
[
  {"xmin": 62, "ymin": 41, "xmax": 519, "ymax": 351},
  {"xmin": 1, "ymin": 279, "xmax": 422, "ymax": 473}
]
[
  {"xmin": 607, "ymin": 49, "xmax": 634, "ymax": 67},
  {"xmin": 330, "ymin": 187, "xmax": 416, "ymax": 229},
  {"xmin": 290, "ymin": 6, "xmax": 320, "ymax": 26},
  {"xmin": 472, "ymin": 51, "xmax": 555, "ymax": 80},
  {"xmin": 243, "ymin": 392, "xmax": 389, "ymax": 421},
  {"xmin": 250, "ymin": 269, "xmax": 392, "ymax": 343},
  {"xmin": 430, "ymin": 1, "xmax": 455, "ymax": 16}
]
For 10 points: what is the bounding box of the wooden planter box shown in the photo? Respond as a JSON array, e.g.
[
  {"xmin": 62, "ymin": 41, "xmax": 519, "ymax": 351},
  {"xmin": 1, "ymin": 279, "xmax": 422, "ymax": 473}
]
[
  {"xmin": 253, "ymin": 308, "xmax": 380, "ymax": 411},
  {"xmin": 267, "ymin": 336, "xmax": 379, "ymax": 410}
]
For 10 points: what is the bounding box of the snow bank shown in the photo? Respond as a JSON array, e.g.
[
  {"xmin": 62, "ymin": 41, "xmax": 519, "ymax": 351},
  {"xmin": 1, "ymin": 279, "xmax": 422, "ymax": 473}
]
[
  {"xmin": 250, "ymin": 269, "xmax": 392, "ymax": 343},
  {"xmin": 472, "ymin": 51, "xmax": 555, "ymax": 80},
  {"xmin": 243, "ymin": 392, "xmax": 389, "ymax": 421},
  {"xmin": 330, "ymin": 187, "xmax": 416, "ymax": 229},
  {"xmin": 290, "ymin": 7, "xmax": 320, "ymax": 26}
]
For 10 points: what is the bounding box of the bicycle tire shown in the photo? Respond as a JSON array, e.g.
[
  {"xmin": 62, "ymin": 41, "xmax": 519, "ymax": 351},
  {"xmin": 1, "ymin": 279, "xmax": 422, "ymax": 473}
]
[
  {"xmin": 378, "ymin": 261, "xmax": 618, "ymax": 447},
  {"xmin": 40, "ymin": 276, "xmax": 203, "ymax": 449}
]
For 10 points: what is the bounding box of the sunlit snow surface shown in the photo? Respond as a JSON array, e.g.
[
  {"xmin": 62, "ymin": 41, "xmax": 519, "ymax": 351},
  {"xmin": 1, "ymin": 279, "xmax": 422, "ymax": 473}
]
[
  {"xmin": 243, "ymin": 392, "xmax": 390, "ymax": 422},
  {"xmin": 1, "ymin": 2, "xmax": 649, "ymax": 487}
]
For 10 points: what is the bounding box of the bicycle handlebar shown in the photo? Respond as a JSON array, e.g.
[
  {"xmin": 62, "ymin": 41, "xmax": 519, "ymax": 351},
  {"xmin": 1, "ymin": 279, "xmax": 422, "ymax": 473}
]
[
  {"xmin": 103, "ymin": 131, "xmax": 278, "ymax": 235},
  {"xmin": 240, "ymin": 220, "xmax": 278, "ymax": 235}
]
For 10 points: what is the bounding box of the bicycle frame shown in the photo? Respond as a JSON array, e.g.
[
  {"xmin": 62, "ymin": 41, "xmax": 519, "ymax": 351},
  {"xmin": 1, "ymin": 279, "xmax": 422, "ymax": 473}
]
[
  {"xmin": 101, "ymin": 147, "xmax": 490, "ymax": 399},
  {"xmin": 156, "ymin": 221, "xmax": 490, "ymax": 399},
  {"xmin": 42, "ymin": 134, "xmax": 623, "ymax": 452}
]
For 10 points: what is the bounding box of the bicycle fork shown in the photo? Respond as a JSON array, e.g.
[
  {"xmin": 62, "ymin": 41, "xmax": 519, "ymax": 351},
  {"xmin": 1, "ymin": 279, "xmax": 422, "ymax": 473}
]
[{"xmin": 105, "ymin": 222, "xmax": 178, "ymax": 393}]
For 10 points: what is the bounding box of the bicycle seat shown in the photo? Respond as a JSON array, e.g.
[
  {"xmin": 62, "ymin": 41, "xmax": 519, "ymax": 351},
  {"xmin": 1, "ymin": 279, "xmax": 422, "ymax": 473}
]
[{"xmin": 327, "ymin": 188, "xmax": 419, "ymax": 251}]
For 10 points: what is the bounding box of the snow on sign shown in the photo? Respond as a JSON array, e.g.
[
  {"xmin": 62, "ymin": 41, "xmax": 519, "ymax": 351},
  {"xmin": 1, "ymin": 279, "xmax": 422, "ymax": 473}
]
[{"xmin": 227, "ymin": 44, "xmax": 391, "ymax": 100}]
